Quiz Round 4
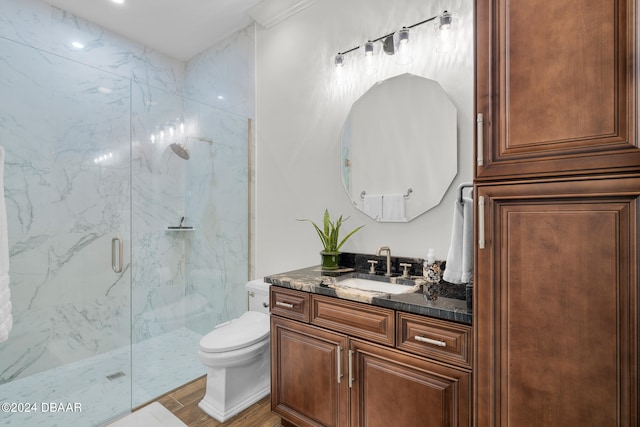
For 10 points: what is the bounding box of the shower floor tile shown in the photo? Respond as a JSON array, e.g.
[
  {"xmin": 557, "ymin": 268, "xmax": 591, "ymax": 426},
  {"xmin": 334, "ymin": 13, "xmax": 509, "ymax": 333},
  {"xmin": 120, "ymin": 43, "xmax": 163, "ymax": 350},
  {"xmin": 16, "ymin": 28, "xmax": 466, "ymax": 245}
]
[{"xmin": 0, "ymin": 328, "xmax": 204, "ymax": 427}]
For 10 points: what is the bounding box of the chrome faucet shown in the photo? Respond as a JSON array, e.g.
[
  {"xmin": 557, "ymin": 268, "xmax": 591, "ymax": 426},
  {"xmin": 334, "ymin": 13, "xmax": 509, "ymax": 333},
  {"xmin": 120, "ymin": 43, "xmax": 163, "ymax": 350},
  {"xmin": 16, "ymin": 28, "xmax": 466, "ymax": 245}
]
[{"xmin": 376, "ymin": 246, "xmax": 392, "ymax": 276}]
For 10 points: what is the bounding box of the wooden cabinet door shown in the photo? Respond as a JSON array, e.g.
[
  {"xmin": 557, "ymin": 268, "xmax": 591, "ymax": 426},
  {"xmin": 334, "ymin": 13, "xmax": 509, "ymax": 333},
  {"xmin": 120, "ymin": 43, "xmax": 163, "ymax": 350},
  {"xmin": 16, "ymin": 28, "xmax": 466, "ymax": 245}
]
[
  {"xmin": 475, "ymin": 0, "xmax": 639, "ymax": 180},
  {"xmin": 474, "ymin": 176, "xmax": 639, "ymax": 426},
  {"xmin": 349, "ymin": 339, "xmax": 471, "ymax": 427},
  {"xmin": 271, "ymin": 316, "xmax": 349, "ymax": 427}
]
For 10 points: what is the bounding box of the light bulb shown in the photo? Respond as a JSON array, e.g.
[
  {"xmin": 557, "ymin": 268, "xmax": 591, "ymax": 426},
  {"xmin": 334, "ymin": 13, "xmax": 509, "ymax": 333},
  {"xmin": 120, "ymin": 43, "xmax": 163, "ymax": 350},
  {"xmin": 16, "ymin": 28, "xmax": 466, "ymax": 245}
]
[
  {"xmin": 439, "ymin": 11, "xmax": 452, "ymax": 30},
  {"xmin": 436, "ymin": 11, "xmax": 455, "ymax": 53},
  {"xmin": 394, "ymin": 28, "xmax": 412, "ymax": 65},
  {"xmin": 363, "ymin": 41, "xmax": 375, "ymax": 74}
]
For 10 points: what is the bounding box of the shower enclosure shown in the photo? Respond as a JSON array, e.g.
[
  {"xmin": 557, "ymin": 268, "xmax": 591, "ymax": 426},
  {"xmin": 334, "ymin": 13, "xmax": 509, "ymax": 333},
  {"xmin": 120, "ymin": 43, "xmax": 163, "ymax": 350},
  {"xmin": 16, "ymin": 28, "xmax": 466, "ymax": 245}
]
[{"xmin": 0, "ymin": 3, "xmax": 250, "ymax": 425}]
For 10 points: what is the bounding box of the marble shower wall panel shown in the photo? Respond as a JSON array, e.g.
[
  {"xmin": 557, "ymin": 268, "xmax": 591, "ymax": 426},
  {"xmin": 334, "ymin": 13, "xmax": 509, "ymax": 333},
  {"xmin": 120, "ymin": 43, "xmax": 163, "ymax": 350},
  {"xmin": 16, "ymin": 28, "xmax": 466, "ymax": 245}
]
[
  {"xmin": 131, "ymin": 83, "xmax": 187, "ymax": 342},
  {"xmin": 0, "ymin": 37, "xmax": 132, "ymax": 381},
  {"xmin": 0, "ymin": 0, "xmax": 185, "ymax": 95},
  {"xmin": 185, "ymin": 24, "xmax": 255, "ymax": 120},
  {"xmin": 183, "ymin": 100, "xmax": 249, "ymax": 335}
]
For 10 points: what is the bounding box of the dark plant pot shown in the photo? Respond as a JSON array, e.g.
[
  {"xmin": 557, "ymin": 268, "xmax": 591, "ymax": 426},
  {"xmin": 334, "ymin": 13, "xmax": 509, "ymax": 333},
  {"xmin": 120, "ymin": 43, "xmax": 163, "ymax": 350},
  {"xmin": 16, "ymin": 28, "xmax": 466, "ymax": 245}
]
[{"xmin": 320, "ymin": 251, "xmax": 340, "ymax": 270}]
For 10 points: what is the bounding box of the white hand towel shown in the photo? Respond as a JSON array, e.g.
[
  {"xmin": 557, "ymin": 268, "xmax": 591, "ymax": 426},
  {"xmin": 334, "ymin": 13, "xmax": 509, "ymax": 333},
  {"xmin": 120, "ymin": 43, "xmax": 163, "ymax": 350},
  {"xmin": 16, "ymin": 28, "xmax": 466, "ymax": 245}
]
[
  {"xmin": 381, "ymin": 193, "xmax": 406, "ymax": 222},
  {"xmin": 0, "ymin": 146, "xmax": 11, "ymax": 342},
  {"xmin": 443, "ymin": 197, "xmax": 473, "ymax": 284},
  {"xmin": 363, "ymin": 194, "xmax": 383, "ymax": 221}
]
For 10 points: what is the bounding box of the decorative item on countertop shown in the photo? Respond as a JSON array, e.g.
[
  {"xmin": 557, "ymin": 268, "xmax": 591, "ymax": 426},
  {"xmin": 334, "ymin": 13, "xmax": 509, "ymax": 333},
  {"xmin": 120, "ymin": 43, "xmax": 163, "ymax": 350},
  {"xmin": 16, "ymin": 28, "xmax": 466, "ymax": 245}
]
[
  {"xmin": 423, "ymin": 248, "xmax": 441, "ymax": 300},
  {"xmin": 298, "ymin": 209, "xmax": 364, "ymax": 271},
  {"xmin": 423, "ymin": 249, "xmax": 441, "ymax": 283}
]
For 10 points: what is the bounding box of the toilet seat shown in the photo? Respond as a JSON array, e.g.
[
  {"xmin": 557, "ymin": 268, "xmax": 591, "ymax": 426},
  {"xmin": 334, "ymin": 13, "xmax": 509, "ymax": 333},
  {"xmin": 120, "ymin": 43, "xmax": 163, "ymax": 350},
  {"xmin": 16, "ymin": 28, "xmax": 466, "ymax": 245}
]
[{"xmin": 200, "ymin": 311, "xmax": 269, "ymax": 353}]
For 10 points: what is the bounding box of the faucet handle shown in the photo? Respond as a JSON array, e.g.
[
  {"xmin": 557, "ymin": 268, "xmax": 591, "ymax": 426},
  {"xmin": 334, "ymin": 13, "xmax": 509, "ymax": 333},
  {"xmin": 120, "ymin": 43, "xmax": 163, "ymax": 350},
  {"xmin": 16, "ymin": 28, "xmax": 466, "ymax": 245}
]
[
  {"xmin": 367, "ymin": 259, "xmax": 378, "ymax": 274},
  {"xmin": 400, "ymin": 262, "xmax": 412, "ymax": 278}
]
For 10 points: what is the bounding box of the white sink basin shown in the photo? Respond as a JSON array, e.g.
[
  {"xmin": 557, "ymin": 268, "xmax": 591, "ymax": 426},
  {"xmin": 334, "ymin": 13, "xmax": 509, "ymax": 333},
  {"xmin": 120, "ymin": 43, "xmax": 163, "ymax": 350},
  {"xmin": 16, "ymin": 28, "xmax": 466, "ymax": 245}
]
[{"xmin": 334, "ymin": 278, "xmax": 417, "ymax": 295}]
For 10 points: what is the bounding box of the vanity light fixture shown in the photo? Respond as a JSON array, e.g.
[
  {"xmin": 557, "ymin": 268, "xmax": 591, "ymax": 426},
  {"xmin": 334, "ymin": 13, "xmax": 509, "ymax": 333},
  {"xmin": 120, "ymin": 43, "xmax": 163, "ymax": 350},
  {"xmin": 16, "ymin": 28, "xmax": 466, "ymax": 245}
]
[{"xmin": 333, "ymin": 10, "xmax": 453, "ymax": 68}]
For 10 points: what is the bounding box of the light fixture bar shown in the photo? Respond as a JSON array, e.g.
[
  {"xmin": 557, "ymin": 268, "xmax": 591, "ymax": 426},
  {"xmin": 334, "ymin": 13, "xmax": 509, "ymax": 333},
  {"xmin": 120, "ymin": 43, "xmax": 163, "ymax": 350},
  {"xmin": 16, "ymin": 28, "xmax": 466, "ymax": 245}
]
[{"xmin": 335, "ymin": 11, "xmax": 445, "ymax": 57}]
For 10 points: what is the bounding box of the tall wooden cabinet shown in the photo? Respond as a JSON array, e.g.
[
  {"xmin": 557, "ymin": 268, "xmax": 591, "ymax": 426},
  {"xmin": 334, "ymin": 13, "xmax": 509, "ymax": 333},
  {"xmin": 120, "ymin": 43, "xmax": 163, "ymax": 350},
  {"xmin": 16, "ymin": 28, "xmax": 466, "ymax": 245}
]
[
  {"xmin": 474, "ymin": 1, "xmax": 639, "ymax": 426},
  {"xmin": 475, "ymin": 0, "xmax": 639, "ymax": 179}
]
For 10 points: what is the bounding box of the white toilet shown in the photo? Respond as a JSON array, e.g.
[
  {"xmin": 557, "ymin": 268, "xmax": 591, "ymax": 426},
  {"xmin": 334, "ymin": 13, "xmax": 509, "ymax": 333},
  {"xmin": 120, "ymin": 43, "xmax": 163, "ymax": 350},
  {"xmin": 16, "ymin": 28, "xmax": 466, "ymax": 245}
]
[{"xmin": 197, "ymin": 279, "xmax": 271, "ymax": 422}]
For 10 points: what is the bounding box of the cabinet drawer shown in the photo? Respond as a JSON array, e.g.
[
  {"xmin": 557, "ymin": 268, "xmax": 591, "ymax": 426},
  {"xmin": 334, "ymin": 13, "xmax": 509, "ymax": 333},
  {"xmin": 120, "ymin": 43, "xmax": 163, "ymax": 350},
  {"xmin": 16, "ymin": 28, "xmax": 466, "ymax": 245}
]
[
  {"xmin": 311, "ymin": 295, "xmax": 394, "ymax": 346},
  {"xmin": 270, "ymin": 287, "xmax": 310, "ymax": 322},
  {"xmin": 396, "ymin": 312, "xmax": 472, "ymax": 369}
]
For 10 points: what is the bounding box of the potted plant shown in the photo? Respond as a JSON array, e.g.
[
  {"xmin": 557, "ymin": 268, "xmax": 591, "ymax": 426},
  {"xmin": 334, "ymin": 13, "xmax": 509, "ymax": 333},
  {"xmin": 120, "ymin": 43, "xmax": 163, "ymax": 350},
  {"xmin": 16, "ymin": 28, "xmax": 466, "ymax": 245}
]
[{"xmin": 298, "ymin": 209, "xmax": 364, "ymax": 270}]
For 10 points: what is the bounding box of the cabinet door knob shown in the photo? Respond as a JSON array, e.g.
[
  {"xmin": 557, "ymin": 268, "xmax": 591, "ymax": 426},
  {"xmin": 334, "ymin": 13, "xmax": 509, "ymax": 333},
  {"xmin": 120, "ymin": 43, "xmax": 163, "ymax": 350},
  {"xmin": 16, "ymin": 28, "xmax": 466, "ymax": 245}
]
[
  {"xmin": 275, "ymin": 301, "xmax": 294, "ymax": 308},
  {"xmin": 415, "ymin": 335, "xmax": 447, "ymax": 347}
]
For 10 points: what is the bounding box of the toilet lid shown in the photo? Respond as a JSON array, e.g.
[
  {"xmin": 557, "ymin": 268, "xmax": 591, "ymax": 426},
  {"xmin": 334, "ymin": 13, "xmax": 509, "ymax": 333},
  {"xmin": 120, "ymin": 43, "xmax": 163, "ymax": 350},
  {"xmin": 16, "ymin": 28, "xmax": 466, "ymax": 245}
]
[{"xmin": 199, "ymin": 311, "xmax": 270, "ymax": 353}]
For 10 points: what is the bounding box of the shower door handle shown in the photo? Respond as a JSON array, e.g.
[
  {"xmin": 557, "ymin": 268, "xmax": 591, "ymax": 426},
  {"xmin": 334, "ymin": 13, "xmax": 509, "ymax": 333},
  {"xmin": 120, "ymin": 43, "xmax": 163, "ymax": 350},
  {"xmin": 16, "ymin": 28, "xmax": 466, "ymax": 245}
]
[{"xmin": 112, "ymin": 236, "xmax": 123, "ymax": 273}]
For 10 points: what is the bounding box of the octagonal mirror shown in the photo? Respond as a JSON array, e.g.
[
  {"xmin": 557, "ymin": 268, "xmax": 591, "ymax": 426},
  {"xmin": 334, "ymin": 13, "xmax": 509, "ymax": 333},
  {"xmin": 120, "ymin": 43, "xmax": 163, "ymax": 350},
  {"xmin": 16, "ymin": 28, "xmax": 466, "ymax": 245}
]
[{"xmin": 341, "ymin": 73, "xmax": 457, "ymax": 222}]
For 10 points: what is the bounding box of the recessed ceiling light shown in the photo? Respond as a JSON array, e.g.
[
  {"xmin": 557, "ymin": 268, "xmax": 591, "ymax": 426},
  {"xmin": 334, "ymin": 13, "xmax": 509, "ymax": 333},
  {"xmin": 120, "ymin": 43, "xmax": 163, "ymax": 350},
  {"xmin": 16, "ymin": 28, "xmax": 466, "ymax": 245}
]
[
  {"xmin": 217, "ymin": 95, "xmax": 224, "ymax": 100},
  {"xmin": 111, "ymin": 0, "xmax": 125, "ymax": 4},
  {"xmin": 71, "ymin": 41, "xmax": 85, "ymax": 49}
]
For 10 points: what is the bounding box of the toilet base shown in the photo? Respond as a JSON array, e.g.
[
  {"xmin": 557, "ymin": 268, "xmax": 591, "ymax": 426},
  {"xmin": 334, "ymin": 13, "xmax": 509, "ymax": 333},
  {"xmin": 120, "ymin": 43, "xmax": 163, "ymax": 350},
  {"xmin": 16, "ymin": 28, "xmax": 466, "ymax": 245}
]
[
  {"xmin": 198, "ymin": 382, "xmax": 269, "ymax": 423},
  {"xmin": 197, "ymin": 340, "xmax": 270, "ymax": 422}
]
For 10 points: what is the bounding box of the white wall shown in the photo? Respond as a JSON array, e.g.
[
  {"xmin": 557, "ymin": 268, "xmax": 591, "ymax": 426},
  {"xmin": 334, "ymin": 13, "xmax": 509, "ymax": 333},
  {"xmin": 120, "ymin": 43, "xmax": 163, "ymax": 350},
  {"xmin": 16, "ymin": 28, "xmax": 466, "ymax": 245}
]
[{"xmin": 255, "ymin": 0, "xmax": 473, "ymax": 277}]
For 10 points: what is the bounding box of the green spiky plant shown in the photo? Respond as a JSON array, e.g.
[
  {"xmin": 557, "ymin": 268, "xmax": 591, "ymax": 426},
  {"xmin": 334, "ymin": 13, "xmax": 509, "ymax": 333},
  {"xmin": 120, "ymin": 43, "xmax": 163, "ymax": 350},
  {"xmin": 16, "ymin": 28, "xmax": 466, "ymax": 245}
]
[{"xmin": 298, "ymin": 209, "xmax": 364, "ymax": 253}]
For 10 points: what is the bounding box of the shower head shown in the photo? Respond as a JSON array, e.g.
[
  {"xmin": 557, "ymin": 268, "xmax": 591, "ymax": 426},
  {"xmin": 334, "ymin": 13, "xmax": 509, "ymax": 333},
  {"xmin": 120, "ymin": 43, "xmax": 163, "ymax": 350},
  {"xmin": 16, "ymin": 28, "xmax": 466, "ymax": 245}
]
[{"xmin": 170, "ymin": 142, "xmax": 190, "ymax": 160}]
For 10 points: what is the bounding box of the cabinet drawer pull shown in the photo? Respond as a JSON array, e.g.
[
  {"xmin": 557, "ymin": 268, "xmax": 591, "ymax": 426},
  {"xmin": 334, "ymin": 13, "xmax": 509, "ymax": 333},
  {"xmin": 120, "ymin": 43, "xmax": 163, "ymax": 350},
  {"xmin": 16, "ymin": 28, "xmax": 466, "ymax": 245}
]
[
  {"xmin": 337, "ymin": 345, "xmax": 343, "ymax": 383},
  {"xmin": 275, "ymin": 301, "xmax": 294, "ymax": 308},
  {"xmin": 415, "ymin": 335, "xmax": 447, "ymax": 347}
]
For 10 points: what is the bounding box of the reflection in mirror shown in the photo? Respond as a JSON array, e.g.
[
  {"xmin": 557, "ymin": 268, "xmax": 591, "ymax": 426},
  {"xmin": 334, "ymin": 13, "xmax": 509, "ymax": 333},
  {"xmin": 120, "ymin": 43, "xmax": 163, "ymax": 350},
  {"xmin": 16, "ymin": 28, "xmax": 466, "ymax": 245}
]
[{"xmin": 341, "ymin": 73, "xmax": 457, "ymax": 222}]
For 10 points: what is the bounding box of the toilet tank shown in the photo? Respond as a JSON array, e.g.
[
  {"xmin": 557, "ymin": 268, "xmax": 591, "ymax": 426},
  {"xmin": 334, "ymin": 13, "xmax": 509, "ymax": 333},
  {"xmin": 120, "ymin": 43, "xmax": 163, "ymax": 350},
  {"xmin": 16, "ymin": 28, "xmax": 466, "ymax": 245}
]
[{"xmin": 245, "ymin": 279, "xmax": 270, "ymax": 314}]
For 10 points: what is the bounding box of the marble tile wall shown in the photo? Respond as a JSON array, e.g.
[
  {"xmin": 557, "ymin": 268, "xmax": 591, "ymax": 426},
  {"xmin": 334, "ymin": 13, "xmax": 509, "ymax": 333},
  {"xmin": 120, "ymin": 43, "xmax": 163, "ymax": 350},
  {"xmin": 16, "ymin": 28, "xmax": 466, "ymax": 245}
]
[{"xmin": 0, "ymin": 0, "xmax": 253, "ymax": 415}]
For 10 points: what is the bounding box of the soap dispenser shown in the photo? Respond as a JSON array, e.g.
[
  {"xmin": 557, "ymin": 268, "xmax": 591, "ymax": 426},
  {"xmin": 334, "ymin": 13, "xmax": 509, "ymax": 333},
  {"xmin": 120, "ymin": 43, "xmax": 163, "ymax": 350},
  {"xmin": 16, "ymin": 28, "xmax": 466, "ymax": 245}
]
[{"xmin": 423, "ymin": 249, "xmax": 440, "ymax": 284}]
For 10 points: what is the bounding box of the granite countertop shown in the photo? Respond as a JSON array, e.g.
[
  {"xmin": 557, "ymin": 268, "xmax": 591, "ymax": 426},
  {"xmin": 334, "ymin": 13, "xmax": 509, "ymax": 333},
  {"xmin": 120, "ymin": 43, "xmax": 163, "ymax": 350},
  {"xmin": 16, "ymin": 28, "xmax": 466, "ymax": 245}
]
[{"xmin": 265, "ymin": 266, "xmax": 472, "ymax": 325}]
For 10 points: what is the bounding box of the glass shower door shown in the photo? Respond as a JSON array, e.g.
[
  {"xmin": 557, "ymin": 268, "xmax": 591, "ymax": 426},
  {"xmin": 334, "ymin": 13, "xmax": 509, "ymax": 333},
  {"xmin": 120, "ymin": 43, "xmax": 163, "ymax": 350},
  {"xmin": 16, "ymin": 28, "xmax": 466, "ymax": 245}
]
[{"xmin": 0, "ymin": 37, "xmax": 132, "ymax": 426}]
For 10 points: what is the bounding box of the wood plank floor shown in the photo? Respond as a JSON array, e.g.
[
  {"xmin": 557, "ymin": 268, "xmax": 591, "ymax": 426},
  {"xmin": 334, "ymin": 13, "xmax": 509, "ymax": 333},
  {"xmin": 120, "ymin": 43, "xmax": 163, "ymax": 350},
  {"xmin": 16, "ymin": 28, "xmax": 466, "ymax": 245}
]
[{"xmin": 138, "ymin": 376, "xmax": 282, "ymax": 427}]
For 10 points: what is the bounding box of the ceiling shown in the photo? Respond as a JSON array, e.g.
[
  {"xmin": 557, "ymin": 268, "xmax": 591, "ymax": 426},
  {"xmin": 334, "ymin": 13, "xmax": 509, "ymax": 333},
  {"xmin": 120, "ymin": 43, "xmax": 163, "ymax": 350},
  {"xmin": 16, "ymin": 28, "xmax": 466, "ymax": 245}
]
[{"xmin": 42, "ymin": 0, "xmax": 264, "ymax": 61}]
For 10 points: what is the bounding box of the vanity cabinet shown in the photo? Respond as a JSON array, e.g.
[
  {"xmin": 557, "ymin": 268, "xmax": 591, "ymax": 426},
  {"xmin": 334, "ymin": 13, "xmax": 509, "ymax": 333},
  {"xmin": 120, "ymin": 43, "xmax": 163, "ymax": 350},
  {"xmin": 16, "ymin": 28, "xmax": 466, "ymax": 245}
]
[
  {"xmin": 475, "ymin": 0, "xmax": 640, "ymax": 180},
  {"xmin": 270, "ymin": 287, "xmax": 471, "ymax": 427}
]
